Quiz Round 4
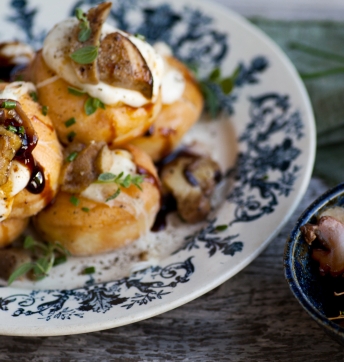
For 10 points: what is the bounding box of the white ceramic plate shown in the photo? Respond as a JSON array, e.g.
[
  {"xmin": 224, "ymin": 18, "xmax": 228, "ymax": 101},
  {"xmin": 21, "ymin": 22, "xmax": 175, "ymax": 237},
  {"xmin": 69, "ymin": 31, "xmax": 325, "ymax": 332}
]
[{"xmin": 0, "ymin": 0, "xmax": 315, "ymax": 336}]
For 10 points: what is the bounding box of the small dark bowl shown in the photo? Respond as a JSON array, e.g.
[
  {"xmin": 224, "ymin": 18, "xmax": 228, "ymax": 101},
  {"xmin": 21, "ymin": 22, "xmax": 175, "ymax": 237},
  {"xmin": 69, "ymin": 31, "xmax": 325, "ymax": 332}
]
[{"xmin": 284, "ymin": 183, "xmax": 344, "ymax": 346}]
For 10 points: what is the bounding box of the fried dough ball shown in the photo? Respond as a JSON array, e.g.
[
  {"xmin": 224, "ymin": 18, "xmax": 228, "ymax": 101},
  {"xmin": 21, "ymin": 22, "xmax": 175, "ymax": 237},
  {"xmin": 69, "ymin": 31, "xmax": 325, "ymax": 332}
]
[
  {"xmin": 0, "ymin": 82, "xmax": 62, "ymax": 246},
  {"xmin": 28, "ymin": 2, "xmax": 164, "ymax": 147},
  {"xmin": 0, "ymin": 217, "xmax": 29, "ymax": 248},
  {"xmin": 33, "ymin": 145, "xmax": 160, "ymax": 256},
  {"xmin": 130, "ymin": 56, "xmax": 203, "ymax": 162},
  {"xmin": 0, "ymin": 83, "xmax": 63, "ymax": 219}
]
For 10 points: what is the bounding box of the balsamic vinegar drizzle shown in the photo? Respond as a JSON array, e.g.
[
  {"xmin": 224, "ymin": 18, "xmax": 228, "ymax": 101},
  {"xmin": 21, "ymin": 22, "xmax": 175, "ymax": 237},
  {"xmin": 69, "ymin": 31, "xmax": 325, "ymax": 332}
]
[{"xmin": 0, "ymin": 99, "xmax": 45, "ymax": 194}]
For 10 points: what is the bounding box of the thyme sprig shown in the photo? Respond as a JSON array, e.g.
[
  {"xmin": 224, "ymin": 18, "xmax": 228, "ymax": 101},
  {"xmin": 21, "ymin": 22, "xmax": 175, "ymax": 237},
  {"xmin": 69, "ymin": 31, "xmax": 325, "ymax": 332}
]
[
  {"xmin": 96, "ymin": 172, "xmax": 145, "ymax": 200},
  {"xmin": 8, "ymin": 236, "xmax": 71, "ymax": 285}
]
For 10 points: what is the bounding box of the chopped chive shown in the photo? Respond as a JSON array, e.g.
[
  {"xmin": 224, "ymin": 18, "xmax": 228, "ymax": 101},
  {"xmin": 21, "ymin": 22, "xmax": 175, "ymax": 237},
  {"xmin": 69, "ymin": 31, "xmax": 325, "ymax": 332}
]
[
  {"xmin": 42, "ymin": 105, "xmax": 48, "ymax": 116},
  {"xmin": 6, "ymin": 125, "xmax": 17, "ymax": 133},
  {"xmin": 81, "ymin": 207, "xmax": 90, "ymax": 213},
  {"xmin": 1, "ymin": 100, "xmax": 16, "ymax": 109},
  {"xmin": 67, "ymin": 131, "xmax": 77, "ymax": 142},
  {"xmin": 68, "ymin": 87, "xmax": 86, "ymax": 96},
  {"xmin": 70, "ymin": 195, "xmax": 80, "ymax": 206},
  {"xmin": 83, "ymin": 266, "xmax": 96, "ymax": 274},
  {"xmin": 29, "ymin": 91, "xmax": 38, "ymax": 102},
  {"xmin": 64, "ymin": 117, "xmax": 76, "ymax": 127},
  {"xmin": 18, "ymin": 126, "xmax": 25, "ymax": 135},
  {"xmin": 66, "ymin": 151, "xmax": 78, "ymax": 162},
  {"xmin": 215, "ymin": 224, "xmax": 228, "ymax": 232}
]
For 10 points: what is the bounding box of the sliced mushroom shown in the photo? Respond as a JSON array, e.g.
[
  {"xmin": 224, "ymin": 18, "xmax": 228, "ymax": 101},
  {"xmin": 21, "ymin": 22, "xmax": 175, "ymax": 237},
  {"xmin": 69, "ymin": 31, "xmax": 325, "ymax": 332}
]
[
  {"xmin": 70, "ymin": 2, "xmax": 112, "ymax": 84},
  {"xmin": 160, "ymin": 155, "xmax": 221, "ymax": 223},
  {"xmin": 98, "ymin": 32, "xmax": 153, "ymax": 99},
  {"xmin": 301, "ymin": 216, "xmax": 344, "ymax": 276},
  {"xmin": 60, "ymin": 141, "xmax": 105, "ymax": 193}
]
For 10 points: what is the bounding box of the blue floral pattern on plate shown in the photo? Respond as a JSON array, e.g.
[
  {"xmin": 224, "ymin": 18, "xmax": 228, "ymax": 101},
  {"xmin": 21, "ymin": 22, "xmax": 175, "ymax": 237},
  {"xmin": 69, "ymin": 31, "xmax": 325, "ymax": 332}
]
[{"xmin": 0, "ymin": 0, "xmax": 314, "ymax": 333}]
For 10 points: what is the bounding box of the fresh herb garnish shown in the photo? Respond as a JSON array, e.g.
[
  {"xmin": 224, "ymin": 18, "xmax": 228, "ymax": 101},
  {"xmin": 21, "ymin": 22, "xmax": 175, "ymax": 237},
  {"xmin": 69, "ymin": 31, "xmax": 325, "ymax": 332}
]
[
  {"xmin": 42, "ymin": 105, "xmax": 48, "ymax": 116},
  {"xmin": 6, "ymin": 125, "xmax": 17, "ymax": 133},
  {"xmin": 75, "ymin": 8, "xmax": 91, "ymax": 42},
  {"xmin": 215, "ymin": 224, "xmax": 228, "ymax": 232},
  {"xmin": 70, "ymin": 195, "xmax": 80, "ymax": 206},
  {"xmin": 97, "ymin": 172, "xmax": 144, "ymax": 190},
  {"xmin": 134, "ymin": 33, "xmax": 146, "ymax": 41},
  {"xmin": 96, "ymin": 172, "xmax": 144, "ymax": 201},
  {"xmin": 106, "ymin": 188, "xmax": 121, "ymax": 201},
  {"xmin": 192, "ymin": 65, "xmax": 240, "ymax": 118},
  {"xmin": 66, "ymin": 151, "xmax": 78, "ymax": 162},
  {"xmin": 1, "ymin": 100, "xmax": 16, "ymax": 109},
  {"xmin": 18, "ymin": 126, "xmax": 25, "ymax": 135},
  {"xmin": 65, "ymin": 117, "xmax": 76, "ymax": 127},
  {"xmin": 70, "ymin": 45, "xmax": 98, "ymax": 64},
  {"xmin": 29, "ymin": 91, "xmax": 38, "ymax": 102},
  {"xmin": 84, "ymin": 97, "xmax": 105, "ymax": 115},
  {"xmin": 68, "ymin": 86, "xmax": 86, "ymax": 97},
  {"xmin": 8, "ymin": 236, "xmax": 71, "ymax": 285},
  {"xmin": 81, "ymin": 207, "xmax": 90, "ymax": 212},
  {"xmin": 83, "ymin": 266, "xmax": 96, "ymax": 275},
  {"xmin": 67, "ymin": 131, "xmax": 77, "ymax": 142}
]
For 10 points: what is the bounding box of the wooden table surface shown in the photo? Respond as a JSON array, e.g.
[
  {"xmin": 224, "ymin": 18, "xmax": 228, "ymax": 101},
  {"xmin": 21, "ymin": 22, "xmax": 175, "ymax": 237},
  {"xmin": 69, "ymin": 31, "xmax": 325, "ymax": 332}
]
[{"xmin": 0, "ymin": 177, "xmax": 342, "ymax": 361}]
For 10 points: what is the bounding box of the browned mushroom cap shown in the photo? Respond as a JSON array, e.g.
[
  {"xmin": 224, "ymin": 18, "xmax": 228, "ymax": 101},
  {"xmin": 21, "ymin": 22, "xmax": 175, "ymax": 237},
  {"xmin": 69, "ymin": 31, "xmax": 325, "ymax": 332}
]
[
  {"xmin": 161, "ymin": 155, "xmax": 221, "ymax": 223},
  {"xmin": 98, "ymin": 32, "xmax": 153, "ymax": 99},
  {"xmin": 301, "ymin": 216, "xmax": 344, "ymax": 276},
  {"xmin": 60, "ymin": 141, "xmax": 105, "ymax": 194},
  {"xmin": 70, "ymin": 2, "xmax": 112, "ymax": 84}
]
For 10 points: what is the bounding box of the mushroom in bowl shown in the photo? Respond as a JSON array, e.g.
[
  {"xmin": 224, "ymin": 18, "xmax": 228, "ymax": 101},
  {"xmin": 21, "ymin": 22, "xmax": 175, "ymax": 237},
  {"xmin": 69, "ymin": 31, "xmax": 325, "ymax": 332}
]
[{"xmin": 284, "ymin": 182, "xmax": 344, "ymax": 346}]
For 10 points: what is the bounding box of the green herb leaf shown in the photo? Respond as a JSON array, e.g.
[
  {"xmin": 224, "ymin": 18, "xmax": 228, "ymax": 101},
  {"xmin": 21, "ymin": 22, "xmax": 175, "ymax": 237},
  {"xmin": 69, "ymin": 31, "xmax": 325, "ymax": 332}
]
[
  {"xmin": 70, "ymin": 195, "xmax": 80, "ymax": 206},
  {"xmin": 66, "ymin": 151, "xmax": 78, "ymax": 162},
  {"xmin": 68, "ymin": 87, "xmax": 86, "ymax": 97},
  {"xmin": 6, "ymin": 125, "xmax": 17, "ymax": 133},
  {"xmin": 75, "ymin": 8, "xmax": 87, "ymax": 22},
  {"xmin": 209, "ymin": 67, "xmax": 221, "ymax": 82},
  {"xmin": 106, "ymin": 188, "xmax": 121, "ymax": 201},
  {"xmin": 79, "ymin": 27, "xmax": 92, "ymax": 42},
  {"xmin": 32, "ymin": 257, "xmax": 51, "ymax": 280},
  {"xmin": 65, "ymin": 117, "xmax": 76, "ymax": 127},
  {"xmin": 98, "ymin": 172, "xmax": 116, "ymax": 182},
  {"xmin": 8, "ymin": 263, "xmax": 33, "ymax": 285},
  {"xmin": 24, "ymin": 235, "xmax": 35, "ymax": 249},
  {"xmin": 70, "ymin": 45, "xmax": 98, "ymax": 65},
  {"xmin": 18, "ymin": 126, "xmax": 25, "ymax": 135},
  {"xmin": 83, "ymin": 266, "xmax": 96, "ymax": 274},
  {"xmin": 81, "ymin": 207, "xmax": 90, "ymax": 213},
  {"xmin": 1, "ymin": 100, "xmax": 16, "ymax": 109},
  {"xmin": 53, "ymin": 255, "xmax": 67, "ymax": 266},
  {"xmin": 29, "ymin": 91, "xmax": 38, "ymax": 102},
  {"xmin": 67, "ymin": 131, "xmax": 77, "ymax": 142},
  {"xmin": 200, "ymin": 83, "xmax": 219, "ymax": 118},
  {"xmin": 42, "ymin": 105, "xmax": 48, "ymax": 116},
  {"xmin": 84, "ymin": 97, "xmax": 105, "ymax": 115},
  {"xmin": 96, "ymin": 172, "xmax": 144, "ymax": 191},
  {"xmin": 134, "ymin": 33, "xmax": 146, "ymax": 41},
  {"xmin": 215, "ymin": 224, "xmax": 228, "ymax": 232}
]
